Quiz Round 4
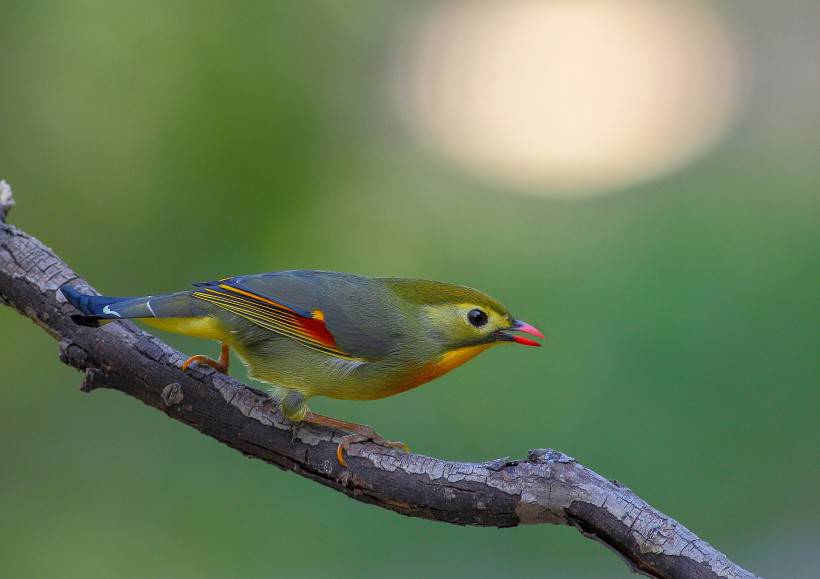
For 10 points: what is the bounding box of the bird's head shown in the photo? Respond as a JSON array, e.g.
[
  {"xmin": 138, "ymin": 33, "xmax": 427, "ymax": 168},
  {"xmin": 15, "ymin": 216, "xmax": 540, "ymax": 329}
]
[{"xmin": 385, "ymin": 279, "xmax": 544, "ymax": 353}]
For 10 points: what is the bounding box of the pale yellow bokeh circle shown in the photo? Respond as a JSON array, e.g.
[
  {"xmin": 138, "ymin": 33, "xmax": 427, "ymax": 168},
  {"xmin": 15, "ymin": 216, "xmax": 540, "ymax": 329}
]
[{"xmin": 394, "ymin": 0, "xmax": 742, "ymax": 198}]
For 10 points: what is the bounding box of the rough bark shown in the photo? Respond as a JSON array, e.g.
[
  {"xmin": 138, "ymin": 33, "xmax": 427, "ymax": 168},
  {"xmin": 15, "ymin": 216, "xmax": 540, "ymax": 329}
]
[{"xmin": 0, "ymin": 181, "xmax": 758, "ymax": 579}]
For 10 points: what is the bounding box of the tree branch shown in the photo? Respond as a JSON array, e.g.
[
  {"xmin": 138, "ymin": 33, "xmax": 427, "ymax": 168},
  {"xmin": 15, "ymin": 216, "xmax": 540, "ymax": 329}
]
[{"xmin": 0, "ymin": 181, "xmax": 758, "ymax": 579}]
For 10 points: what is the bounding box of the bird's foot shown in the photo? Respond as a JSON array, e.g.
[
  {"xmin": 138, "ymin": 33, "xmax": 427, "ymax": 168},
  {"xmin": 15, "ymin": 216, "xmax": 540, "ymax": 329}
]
[
  {"xmin": 181, "ymin": 343, "xmax": 230, "ymax": 373},
  {"xmin": 302, "ymin": 412, "xmax": 410, "ymax": 466},
  {"xmin": 337, "ymin": 427, "xmax": 410, "ymax": 467}
]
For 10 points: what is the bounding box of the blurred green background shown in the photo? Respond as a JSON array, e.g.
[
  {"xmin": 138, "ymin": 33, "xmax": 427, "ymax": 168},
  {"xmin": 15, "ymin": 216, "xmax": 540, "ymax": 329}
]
[{"xmin": 1, "ymin": 1, "xmax": 818, "ymax": 578}]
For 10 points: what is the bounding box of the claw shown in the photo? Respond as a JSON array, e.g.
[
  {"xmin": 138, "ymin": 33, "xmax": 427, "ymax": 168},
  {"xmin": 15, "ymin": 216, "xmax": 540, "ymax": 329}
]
[
  {"xmin": 302, "ymin": 411, "xmax": 410, "ymax": 467},
  {"xmin": 336, "ymin": 430, "xmax": 410, "ymax": 467},
  {"xmin": 181, "ymin": 354, "xmax": 227, "ymax": 373},
  {"xmin": 181, "ymin": 343, "xmax": 230, "ymax": 373}
]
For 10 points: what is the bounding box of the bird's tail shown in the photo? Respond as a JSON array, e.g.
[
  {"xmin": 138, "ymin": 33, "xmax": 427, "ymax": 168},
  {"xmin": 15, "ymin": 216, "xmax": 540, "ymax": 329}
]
[{"xmin": 60, "ymin": 285, "xmax": 196, "ymax": 328}]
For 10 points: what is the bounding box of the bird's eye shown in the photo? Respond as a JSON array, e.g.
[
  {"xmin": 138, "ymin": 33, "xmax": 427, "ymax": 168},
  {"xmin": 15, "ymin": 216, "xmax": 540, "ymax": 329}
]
[{"xmin": 467, "ymin": 308, "xmax": 488, "ymax": 328}]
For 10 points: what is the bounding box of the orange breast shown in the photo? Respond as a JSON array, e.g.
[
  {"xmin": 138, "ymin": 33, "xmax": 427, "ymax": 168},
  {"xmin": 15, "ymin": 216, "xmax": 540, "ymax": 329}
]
[{"xmin": 401, "ymin": 344, "xmax": 492, "ymax": 392}]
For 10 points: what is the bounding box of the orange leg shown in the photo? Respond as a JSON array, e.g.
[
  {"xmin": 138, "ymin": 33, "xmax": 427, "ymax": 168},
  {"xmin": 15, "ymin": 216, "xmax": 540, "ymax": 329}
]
[
  {"xmin": 303, "ymin": 411, "xmax": 410, "ymax": 466},
  {"xmin": 181, "ymin": 343, "xmax": 230, "ymax": 374}
]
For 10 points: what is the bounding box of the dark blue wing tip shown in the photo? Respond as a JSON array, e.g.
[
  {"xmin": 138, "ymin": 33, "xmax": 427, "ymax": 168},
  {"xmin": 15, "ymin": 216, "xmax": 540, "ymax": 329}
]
[
  {"xmin": 60, "ymin": 284, "xmax": 82, "ymax": 305},
  {"xmin": 60, "ymin": 285, "xmax": 93, "ymax": 315},
  {"xmin": 59, "ymin": 285, "xmax": 102, "ymax": 316}
]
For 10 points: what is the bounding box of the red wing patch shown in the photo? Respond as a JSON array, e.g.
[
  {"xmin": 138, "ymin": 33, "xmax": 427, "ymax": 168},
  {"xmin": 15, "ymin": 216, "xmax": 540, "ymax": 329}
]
[{"xmin": 191, "ymin": 283, "xmax": 361, "ymax": 360}]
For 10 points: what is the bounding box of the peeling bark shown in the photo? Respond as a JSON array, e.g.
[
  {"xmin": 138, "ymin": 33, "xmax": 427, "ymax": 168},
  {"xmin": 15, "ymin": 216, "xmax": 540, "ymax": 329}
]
[{"xmin": 0, "ymin": 181, "xmax": 759, "ymax": 579}]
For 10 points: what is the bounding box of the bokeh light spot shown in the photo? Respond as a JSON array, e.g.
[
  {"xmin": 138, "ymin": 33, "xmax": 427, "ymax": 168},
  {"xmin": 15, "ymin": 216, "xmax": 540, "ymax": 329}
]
[{"xmin": 393, "ymin": 0, "xmax": 743, "ymax": 198}]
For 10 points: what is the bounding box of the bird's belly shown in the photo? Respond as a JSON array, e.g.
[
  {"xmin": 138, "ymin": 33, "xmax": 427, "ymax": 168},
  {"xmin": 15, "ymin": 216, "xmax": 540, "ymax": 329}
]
[
  {"xmin": 237, "ymin": 343, "xmax": 371, "ymax": 398},
  {"xmin": 236, "ymin": 333, "xmax": 492, "ymax": 401},
  {"xmin": 236, "ymin": 350, "xmax": 399, "ymax": 400},
  {"xmin": 249, "ymin": 360, "xmax": 387, "ymax": 400}
]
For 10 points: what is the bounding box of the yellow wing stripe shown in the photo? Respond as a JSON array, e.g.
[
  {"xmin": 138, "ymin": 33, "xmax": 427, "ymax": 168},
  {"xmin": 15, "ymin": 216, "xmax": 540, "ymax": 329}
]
[
  {"xmin": 204, "ymin": 289, "xmax": 324, "ymax": 336},
  {"xmin": 194, "ymin": 291, "xmax": 357, "ymax": 359},
  {"xmin": 200, "ymin": 292, "xmax": 328, "ymax": 345},
  {"xmin": 201, "ymin": 290, "xmax": 301, "ymax": 327},
  {"xmin": 217, "ymin": 283, "xmax": 300, "ymax": 313},
  {"xmin": 195, "ymin": 292, "xmax": 313, "ymax": 339},
  {"xmin": 196, "ymin": 292, "xmax": 319, "ymax": 343},
  {"xmin": 204, "ymin": 285, "xmax": 344, "ymax": 350},
  {"xmin": 191, "ymin": 288, "xmax": 363, "ymax": 361}
]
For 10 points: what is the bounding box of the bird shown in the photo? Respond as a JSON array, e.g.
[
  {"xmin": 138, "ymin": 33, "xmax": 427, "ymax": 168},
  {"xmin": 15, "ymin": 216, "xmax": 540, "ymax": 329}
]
[{"xmin": 60, "ymin": 270, "xmax": 543, "ymax": 464}]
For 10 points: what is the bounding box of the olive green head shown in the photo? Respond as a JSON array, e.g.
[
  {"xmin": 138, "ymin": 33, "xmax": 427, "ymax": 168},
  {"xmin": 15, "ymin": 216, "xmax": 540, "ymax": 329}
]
[{"xmin": 382, "ymin": 278, "xmax": 543, "ymax": 351}]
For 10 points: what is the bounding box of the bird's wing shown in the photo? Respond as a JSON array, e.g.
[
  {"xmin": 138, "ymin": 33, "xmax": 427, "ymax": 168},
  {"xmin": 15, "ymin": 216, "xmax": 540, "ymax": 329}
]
[
  {"xmin": 191, "ymin": 271, "xmax": 402, "ymax": 361},
  {"xmin": 191, "ymin": 274, "xmax": 364, "ymax": 361}
]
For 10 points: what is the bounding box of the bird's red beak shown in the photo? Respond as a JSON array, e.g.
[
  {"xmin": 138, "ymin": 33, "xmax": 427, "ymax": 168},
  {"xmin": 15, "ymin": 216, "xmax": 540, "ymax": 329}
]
[{"xmin": 510, "ymin": 320, "xmax": 544, "ymax": 347}]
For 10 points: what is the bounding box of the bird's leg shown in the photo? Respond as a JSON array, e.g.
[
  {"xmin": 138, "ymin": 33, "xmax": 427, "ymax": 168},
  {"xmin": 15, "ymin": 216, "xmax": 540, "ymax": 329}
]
[
  {"xmin": 303, "ymin": 411, "xmax": 410, "ymax": 466},
  {"xmin": 181, "ymin": 342, "xmax": 230, "ymax": 373},
  {"xmin": 278, "ymin": 390, "xmax": 308, "ymax": 421}
]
